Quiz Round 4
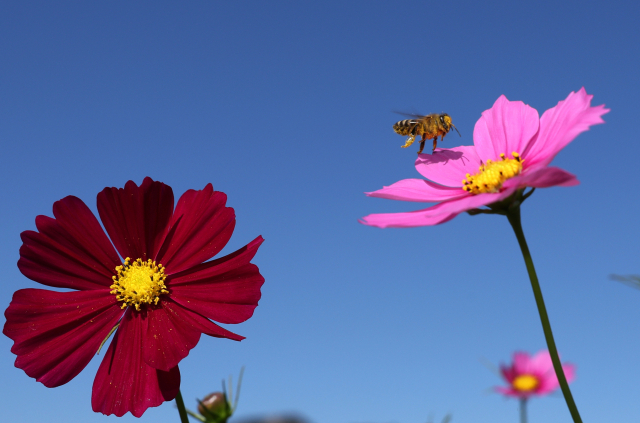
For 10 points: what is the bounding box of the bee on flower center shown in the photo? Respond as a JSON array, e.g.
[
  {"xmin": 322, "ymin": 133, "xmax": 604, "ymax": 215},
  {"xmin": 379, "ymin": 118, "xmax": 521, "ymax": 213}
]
[{"xmin": 393, "ymin": 113, "xmax": 461, "ymax": 154}]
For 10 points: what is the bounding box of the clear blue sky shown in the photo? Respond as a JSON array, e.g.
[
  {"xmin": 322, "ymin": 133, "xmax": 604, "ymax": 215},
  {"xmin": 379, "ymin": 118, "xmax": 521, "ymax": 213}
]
[{"xmin": 1, "ymin": 1, "xmax": 638, "ymax": 422}]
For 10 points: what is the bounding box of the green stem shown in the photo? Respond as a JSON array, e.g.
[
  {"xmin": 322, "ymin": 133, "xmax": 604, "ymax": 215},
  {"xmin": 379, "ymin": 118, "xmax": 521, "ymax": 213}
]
[
  {"xmin": 175, "ymin": 390, "xmax": 190, "ymax": 423},
  {"xmin": 520, "ymin": 398, "xmax": 527, "ymax": 423},
  {"xmin": 506, "ymin": 206, "xmax": 582, "ymax": 423}
]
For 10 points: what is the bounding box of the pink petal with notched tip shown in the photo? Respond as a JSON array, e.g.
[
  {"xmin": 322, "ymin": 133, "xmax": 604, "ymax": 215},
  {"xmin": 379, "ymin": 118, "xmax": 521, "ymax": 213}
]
[
  {"xmin": 365, "ymin": 179, "xmax": 467, "ymax": 203},
  {"xmin": 415, "ymin": 146, "xmax": 481, "ymax": 187},
  {"xmin": 474, "ymin": 96, "xmax": 540, "ymax": 162},
  {"xmin": 3, "ymin": 288, "xmax": 122, "ymax": 388},
  {"xmin": 523, "ymin": 88, "xmax": 609, "ymax": 170},
  {"xmin": 503, "ymin": 167, "xmax": 579, "ymax": 190},
  {"xmin": 92, "ymin": 309, "xmax": 180, "ymax": 418},
  {"xmin": 18, "ymin": 197, "xmax": 122, "ymax": 291},
  {"xmin": 97, "ymin": 177, "xmax": 175, "ymax": 263},
  {"xmin": 156, "ymin": 184, "xmax": 235, "ymax": 275}
]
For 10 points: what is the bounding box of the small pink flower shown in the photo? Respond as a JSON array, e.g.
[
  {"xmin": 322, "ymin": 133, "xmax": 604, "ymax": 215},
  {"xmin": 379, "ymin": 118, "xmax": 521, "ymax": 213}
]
[
  {"xmin": 360, "ymin": 88, "xmax": 609, "ymax": 228},
  {"xmin": 496, "ymin": 350, "xmax": 575, "ymax": 398}
]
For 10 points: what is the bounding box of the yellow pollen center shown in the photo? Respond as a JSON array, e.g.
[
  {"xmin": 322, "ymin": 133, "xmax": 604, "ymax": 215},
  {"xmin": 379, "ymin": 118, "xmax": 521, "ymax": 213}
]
[
  {"xmin": 512, "ymin": 374, "xmax": 539, "ymax": 392},
  {"xmin": 462, "ymin": 152, "xmax": 523, "ymax": 194},
  {"xmin": 110, "ymin": 258, "xmax": 168, "ymax": 311}
]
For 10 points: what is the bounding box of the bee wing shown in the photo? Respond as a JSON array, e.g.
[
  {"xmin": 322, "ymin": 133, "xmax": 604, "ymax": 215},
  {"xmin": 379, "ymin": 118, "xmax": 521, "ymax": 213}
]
[{"xmin": 393, "ymin": 111, "xmax": 428, "ymax": 119}]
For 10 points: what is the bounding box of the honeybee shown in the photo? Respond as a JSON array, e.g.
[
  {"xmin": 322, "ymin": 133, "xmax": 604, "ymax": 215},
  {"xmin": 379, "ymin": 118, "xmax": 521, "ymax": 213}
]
[{"xmin": 393, "ymin": 113, "xmax": 461, "ymax": 154}]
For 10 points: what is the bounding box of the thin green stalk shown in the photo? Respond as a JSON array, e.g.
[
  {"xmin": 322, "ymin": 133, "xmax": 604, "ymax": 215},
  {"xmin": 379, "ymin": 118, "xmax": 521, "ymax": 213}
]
[
  {"xmin": 175, "ymin": 390, "xmax": 190, "ymax": 423},
  {"xmin": 520, "ymin": 398, "xmax": 528, "ymax": 423},
  {"xmin": 506, "ymin": 206, "xmax": 582, "ymax": 423}
]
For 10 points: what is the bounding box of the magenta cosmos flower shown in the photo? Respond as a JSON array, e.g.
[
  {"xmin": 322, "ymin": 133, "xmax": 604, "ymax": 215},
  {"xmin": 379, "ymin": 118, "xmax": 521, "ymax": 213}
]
[
  {"xmin": 496, "ymin": 350, "xmax": 575, "ymax": 399},
  {"xmin": 3, "ymin": 177, "xmax": 265, "ymax": 417},
  {"xmin": 360, "ymin": 88, "xmax": 609, "ymax": 227}
]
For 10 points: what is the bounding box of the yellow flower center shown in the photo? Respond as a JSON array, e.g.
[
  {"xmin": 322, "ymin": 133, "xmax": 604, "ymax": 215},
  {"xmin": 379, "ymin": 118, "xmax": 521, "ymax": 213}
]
[
  {"xmin": 512, "ymin": 374, "xmax": 539, "ymax": 392},
  {"xmin": 110, "ymin": 258, "xmax": 168, "ymax": 311},
  {"xmin": 462, "ymin": 152, "xmax": 523, "ymax": 194}
]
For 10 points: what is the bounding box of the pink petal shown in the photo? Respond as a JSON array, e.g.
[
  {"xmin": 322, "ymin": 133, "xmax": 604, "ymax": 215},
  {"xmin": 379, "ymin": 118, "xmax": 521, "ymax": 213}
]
[
  {"xmin": 500, "ymin": 364, "xmax": 516, "ymax": 383},
  {"xmin": 3, "ymin": 288, "xmax": 122, "ymax": 388},
  {"xmin": 359, "ymin": 201, "xmax": 459, "ymax": 228},
  {"xmin": 495, "ymin": 386, "xmax": 525, "ymax": 398},
  {"xmin": 512, "ymin": 351, "xmax": 533, "ymax": 374},
  {"xmin": 503, "ymin": 167, "xmax": 579, "ymax": 190},
  {"xmin": 523, "ymin": 88, "xmax": 610, "ymax": 169},
  {"xmin": 415, "ymin": 146, "xmax": 481, "ymax": 187},
  {"xmin": 536, "ymin": 363, "xmax": 576, "ymax": 395},
  {"xmin": 97, "ymin": 177, "xmax": 175, "ymax": 262},
  {"xmin": 161, "ymin": 299, "xmax": 245, "ymax": 341},
  {"xmin": 529, "ymin": 350, "xmax": 554, "ymax": 374},
  {"xmin": 92, "ymin": 309, "xmax": 180, "ymax": 417},
  {"xmin": 365, "ymin": 179, "xmax": 467, "ymax": 203},
  {"xmin": 431, "ymin": 187, "xmax": 517, "ymax": 215},
  {"xmin": 473, "ymin": 95, "xmax": 540, "ymax": 162},
  {"xmin": 156, "ymin": 184, "xmax": 235, "ymax": 275},
  {"xmin": 18, "ymin": 196, "xmax": 121, "ymax": 291},
  {"xmin": 142, "ymin": 304, "xmax": 201, "ymax": 372},
  {"xmin": 563, "ymin": 363, "xmax": 576, "ymax": 384}
]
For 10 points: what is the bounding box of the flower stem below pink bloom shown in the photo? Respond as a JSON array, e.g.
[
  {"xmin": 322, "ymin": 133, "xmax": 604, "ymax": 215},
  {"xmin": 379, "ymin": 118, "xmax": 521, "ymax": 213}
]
[{"xmin": 507, "ymin": 206, "xmax": 582, "ymax": 423}]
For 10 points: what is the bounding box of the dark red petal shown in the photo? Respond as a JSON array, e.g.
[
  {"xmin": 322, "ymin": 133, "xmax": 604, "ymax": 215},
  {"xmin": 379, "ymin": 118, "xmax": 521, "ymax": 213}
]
[
  {"xmin": 167, "ymin": 237, "xmax": 264, "ymax": 324},
  {"xmin": 169, "ymin": 236, "xmax": 263, "ymax": 283},
  {"xmin": 3, "ymin": 288, "xmax": 122, "ymax": 388},
  {"xmin": 163, "ymin": 299, "xmax": 245, "ymax": 341},
  {"xmin": 97, "ymin": 177, "xmax": 174, "ymax": 262},
  {"xmin": 142, "ymin": 302, "xmax": 202, "ymax": 371},
  {"xmin": 156, "ymin": 184, "xmax": 235, "ymax": 274},
  {"xmin": 92, "ymin": 309, "xmax": 180, "ymax": 417},
  {"xmin": 18, "ymin": 196, "xmax": 121, "ymax": 290}
]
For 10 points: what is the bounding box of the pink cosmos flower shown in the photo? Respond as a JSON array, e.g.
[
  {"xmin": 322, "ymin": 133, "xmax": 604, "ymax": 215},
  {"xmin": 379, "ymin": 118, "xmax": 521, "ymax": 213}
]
[
  {"xmin": 496, "ymin": 350, "xmax": 575, "ymax": 398},
  {"xmin": 3, "ymin": 177, "xmax": 265, "ymax": 417},
  {"xmin": 360, "ymin": 88, "xmax": 609, "ymax": 227}
]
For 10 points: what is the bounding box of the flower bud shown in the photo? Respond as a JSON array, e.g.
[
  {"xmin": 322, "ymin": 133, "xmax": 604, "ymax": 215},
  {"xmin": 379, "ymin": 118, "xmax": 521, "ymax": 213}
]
[{"xmin": 198, "ymin": 392, "xmax": 232, "ymax": 423}]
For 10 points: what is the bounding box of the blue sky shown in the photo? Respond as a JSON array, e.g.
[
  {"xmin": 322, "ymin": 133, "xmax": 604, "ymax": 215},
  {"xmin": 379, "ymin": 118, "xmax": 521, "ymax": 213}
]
[{"xmin": 1, "ymin": 1, "xmax": 638, "ymax": 422}]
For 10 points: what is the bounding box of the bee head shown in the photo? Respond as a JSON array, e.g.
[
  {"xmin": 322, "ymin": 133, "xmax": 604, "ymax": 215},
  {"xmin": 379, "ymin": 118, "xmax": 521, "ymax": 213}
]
[
  {"xmin": 440, "ymin": 114, "xmax": 452, "ymax": 129},
  {"xmin": 442, "ymin": 114, "xmax": 461, "ymax": 137}
]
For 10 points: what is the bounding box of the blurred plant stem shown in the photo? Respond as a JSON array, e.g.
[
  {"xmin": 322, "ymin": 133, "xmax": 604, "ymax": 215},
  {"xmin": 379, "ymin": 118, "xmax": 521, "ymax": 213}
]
[
  {"xmin": 506, "ymin": 206, "xmax": 582, "ymax": 423},
  {"xmin": 176, "ymin": 390, "xmax": 190, "ymax": 423},
  {"xmin": 610, "ymin": 274, "xmax": 640, "ymax": 289},
  {"xmin": 519, "ymin": 398, "xmax": 527, "ymax": 423}
]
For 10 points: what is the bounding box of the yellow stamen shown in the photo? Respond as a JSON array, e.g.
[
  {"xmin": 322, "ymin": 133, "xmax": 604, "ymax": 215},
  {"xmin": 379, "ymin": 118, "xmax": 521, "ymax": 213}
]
[
  {"xmin": 512, "ymin": 374, "xmax": 540, "ymax": 392},
  {"xmin": 462, "ymin": 152, "xmax": 523, "ymax": 194},
  {"xmin": 110, "ymin": 258, "xmax": 168, "ymax": 311}
]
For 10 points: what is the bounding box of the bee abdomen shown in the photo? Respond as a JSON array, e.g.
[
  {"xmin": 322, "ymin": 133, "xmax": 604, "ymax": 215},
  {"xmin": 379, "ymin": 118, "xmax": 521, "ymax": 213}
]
[{"xmin": 393, "ymin": 119, "xmax": 416, "ymax": 136}]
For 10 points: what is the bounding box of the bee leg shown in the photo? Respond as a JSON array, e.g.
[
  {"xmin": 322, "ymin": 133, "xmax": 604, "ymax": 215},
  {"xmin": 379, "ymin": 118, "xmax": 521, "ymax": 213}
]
[
  {"xmin": 432, "ymin": 136, "xmax": 438, "ymax": 153},
  {"xmin": 418, "ymin": 134, "xmax": 427, "ymax": 154}
]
